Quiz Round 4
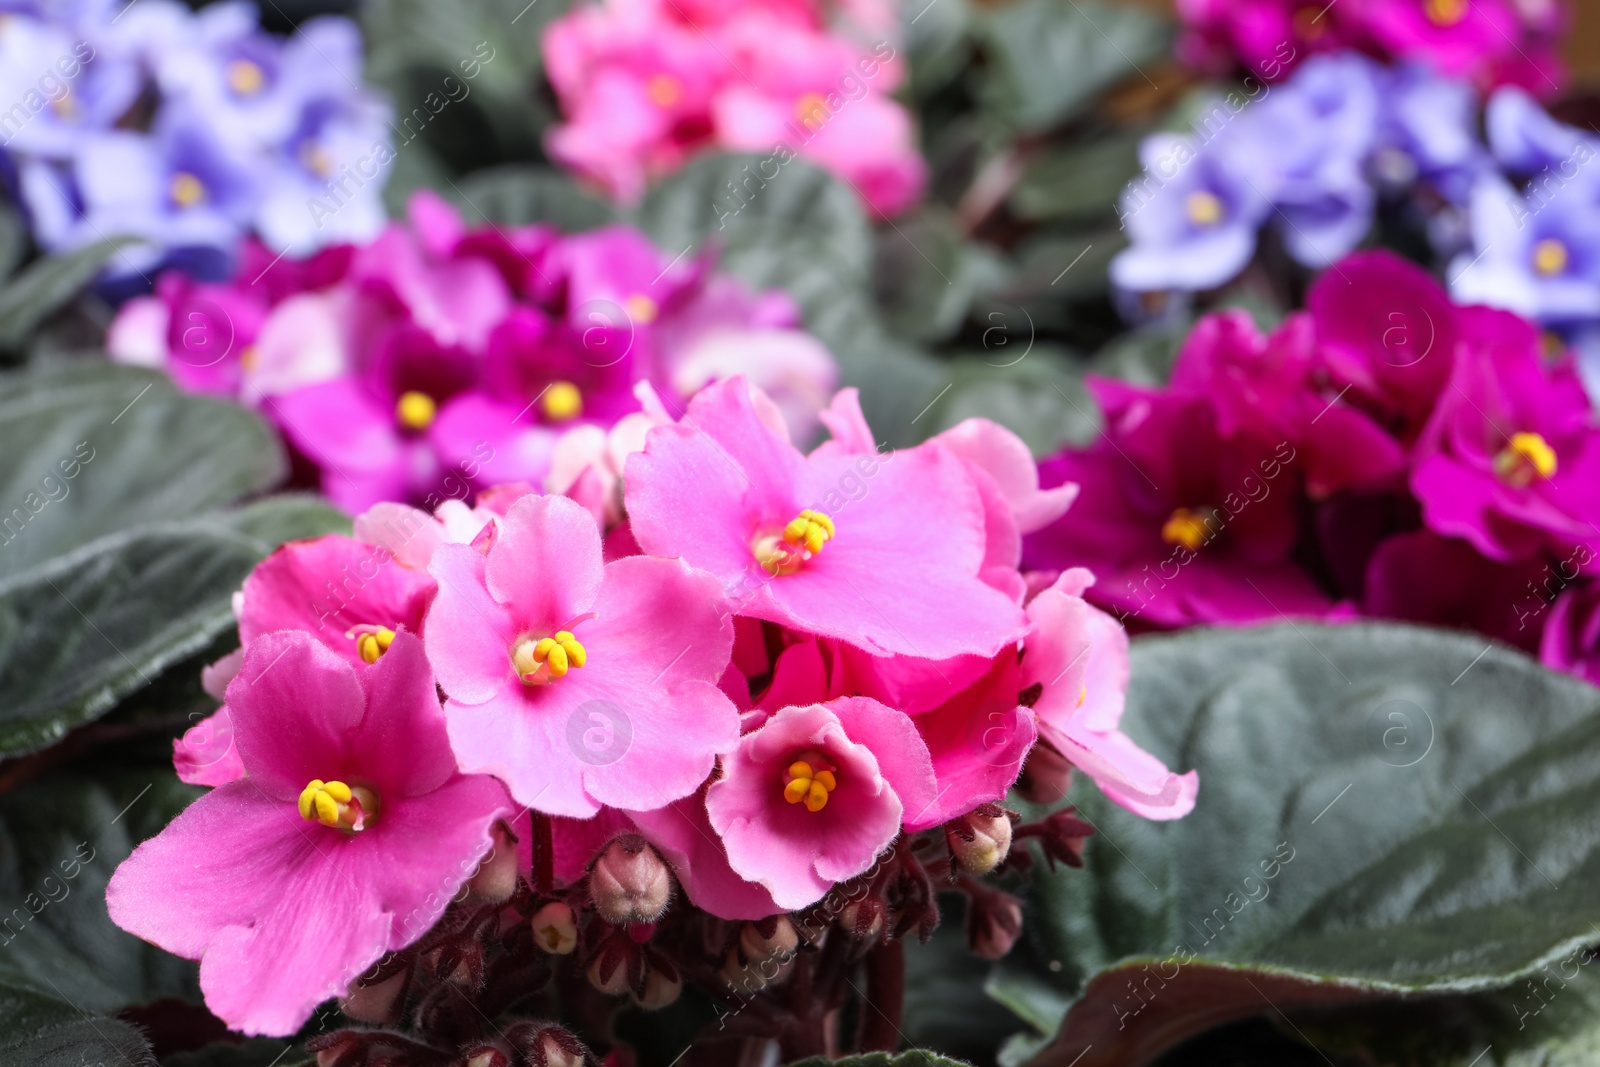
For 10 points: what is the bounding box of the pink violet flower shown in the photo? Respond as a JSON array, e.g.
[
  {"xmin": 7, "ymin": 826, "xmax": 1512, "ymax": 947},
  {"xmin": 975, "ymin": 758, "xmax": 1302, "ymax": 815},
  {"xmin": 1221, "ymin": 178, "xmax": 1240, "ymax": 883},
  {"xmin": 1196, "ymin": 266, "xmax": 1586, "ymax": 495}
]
[
  {"xmin": 705, "ymin": 697, "xmax": 937, "ymax": 911},
  {"xmin": 1357, "ymin": 0, "xmax": 1520, "ymax": 81},
  {"xmin": 1541, "ymin": 577, "xmax": 1600, "ymax": 685},
  {"xmin": 174, "ymin": 533, "xmax": 439, "ymax": 789},
  {"xmin": 625, "ymin": 377, "xmax": 1030, "ymax": 658},
  {"xmin": 1363, "ymin": 529, "xmax": 1554, "ymax": 652},
  {"xmin": 109, "ymin": 631, "xmax": 514, "ymax": 1036},
  {"xmin": 1018, "ymin": 569, "xmax": 1199, "ymax": 820},
  {"xmin": 1410, "ymin": 307, "xmax": 1600, "ymax": 562},
  {"xmin": 425, "ymin": 493, "xmax": 741, "ymax": 816}
]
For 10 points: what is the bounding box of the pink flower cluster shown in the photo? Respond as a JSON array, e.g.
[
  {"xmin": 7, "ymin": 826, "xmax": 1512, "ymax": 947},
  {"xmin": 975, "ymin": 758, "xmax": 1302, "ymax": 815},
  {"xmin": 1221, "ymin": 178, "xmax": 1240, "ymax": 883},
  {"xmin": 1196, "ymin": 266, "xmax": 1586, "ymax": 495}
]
[
  {"xmin": 108, "ymin": 375, "xmax": 1197, "ymax": 1036},
  {"xmin": 1026, "ymin": 250, "xmax": 1600, "ymax": 682},
  {"xmin": 107, "ymin": 191, "xmax": 837, "ymax": 513},
  {"xmin": 540, "ymin": 0, "xmax": 926, "ymax": 216},
  {"xmin": 1177, "ymin": 0, "xmax": 1569, "ymax": 96}
]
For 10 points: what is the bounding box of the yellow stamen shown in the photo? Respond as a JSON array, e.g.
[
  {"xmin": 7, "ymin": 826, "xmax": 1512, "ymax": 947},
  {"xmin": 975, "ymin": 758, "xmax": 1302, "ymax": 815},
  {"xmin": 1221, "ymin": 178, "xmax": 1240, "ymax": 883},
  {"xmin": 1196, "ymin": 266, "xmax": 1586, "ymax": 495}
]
[
  {"xmin": 1078, "ymin": 684, "xmax": 1087, "ymax": 707},
  {"xmin": 1533, "ymin": 238, "xmax": 1569, "ymax": 277},
  {"xmin": 795, "ymin": 92, "xmax": 827, "ymax": 128},
  {"xmin": 646, "ymin": 74, "xmax": 681, "ymax": 107},
  {"xmin": 1495, "ymin": 431, "xmax": 1557, "ymax": 487},
  {"xmin": 1291, "ymin": 5, "xmax": 1328, "ymax": 40},
  {"xmin": 299, "ymin": 141, "xmax": 333, "ymax": 177},
  {"xmin": 542, "ymin": 381, "xmax": 583, "ymax": 422},
  {"xmin": 1185, "ymin": 190, "xmax": 1224, "ymax": 227},
  {"xmin": 297, "ymin": 779, "xmax": 378, "ymax": 831},
  {"xmin": 239, "ymin": 345, "xmax": 259, "ymax": 371},
  {"xmin": 753, "ymin": 509, "xmax": 835, "ymax": 575},
  {"xmin": 624, "ymin": 293, "xmax": 658, "ymax": 324},
  {"xmin": 356, "ymin": 627, "xmax": 396, "ymax": 664},
  {"xmin": 1424, "ymin": 0, "xmax": 1467, "ymax": 26},
  {"xmin": 228, "ymin": 58, "xmax": 266, "ymax": 95},
  {"xmin": 512, "ymin": 630, "xmax": 587, "ymax": 684},
  {"xmin": 396, "ymin": 390, "xmax": 437, "ymax": 431},
  {"xmin": 1161, "ymin": 507, "xmax": 1213, "ymax": 552},
  {"xmin": 169, "ymin": 172, "xmax": 205, "ymax": 208},
  {"xmin": 782, "ymin": 759, "xmax": 837, "ymax": 813},
  {"xmin": 50, "ymin": 91, "xmax": 78, "ymax": 119}
]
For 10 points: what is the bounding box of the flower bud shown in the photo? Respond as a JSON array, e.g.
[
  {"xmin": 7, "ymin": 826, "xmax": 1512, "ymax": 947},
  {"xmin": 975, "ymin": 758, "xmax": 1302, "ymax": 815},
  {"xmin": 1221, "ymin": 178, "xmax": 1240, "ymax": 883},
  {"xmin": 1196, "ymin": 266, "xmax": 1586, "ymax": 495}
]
[
  {"xmin": 506, "ymin": 1023, "xmax": 589, "ymax": 1067},
  {"xmin": 310, "ymin": 1033, "xmax": 362, "ymax": 1067},
  {"xmin": 967, "ymin": 889, "xmax": 1023, "ymax": 960},
  {"xmin": 530, "ymin": 901, "xmax": 578, "ymax": 955},
  {"xmin": 468, "ymin": 821, "xmax": 520, "ymax": 904},
  {"xmin": 946, "ymin": 804, "xmax": 1013, "ymax": 875},
  {"xmin": 339, "ymin": 968, "xmax": 407, "ymax": 1024},
  {"xmin": 585, "ymin": 933, "xmax": 639, "ymax": 996},
  {"xmin": 462, "ymin": 1046, "xmax": 508, "ymax": 1067},
  {"xmin": 634, "ymin": 959, "xmax": 682, "ymax": 1010},
  {"xmin": 838, "ymin": 895, "xmax": 885, "ymax": 941},
  {"xmin": 588, "ymin": 834, "xmax": 671, "ymax": 924},
  {"xmin": 1015, "ymin": 740, "xmax": 1073, "ymax": 804},
  {"xmin": 739, "ymin": 915, "xmax": 798, "ymax": 965}
]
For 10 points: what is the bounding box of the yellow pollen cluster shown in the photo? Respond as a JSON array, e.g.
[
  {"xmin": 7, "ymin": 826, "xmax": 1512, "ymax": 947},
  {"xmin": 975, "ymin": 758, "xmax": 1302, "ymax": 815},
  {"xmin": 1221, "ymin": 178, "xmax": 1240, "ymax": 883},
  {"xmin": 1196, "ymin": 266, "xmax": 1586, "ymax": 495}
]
[
  {"xmin": 228, "ymin": 58, "xmax": 266, "ymax": 94},
  {"xmin": 298, "ymin": 779, "xmax": 377, "ymax": 831},
  {"xmin": 543, "ymin": 381, "xmax": 583, "ymax": 421},
  {"xmin": 1185, "ymin": 190, "xmax": 1224, "ymax": 227},
  {"xmin": 1533, "ymin": 238, "xmax": 1569, "ymax": 276},
  {"xmin": 513, "ymin": 631, "xmax": 587, "ymax": 684},
  {"xmin": 396, "ymin": 390, "xmax": 437, "ymax": 430},
  {"xmin": 784, "ymin": 509, "xmax": 835, "ymax": 555},
  {"xmin": 356, "ymin": 627, "xmax": 396, "ymax": 664},
  {"xmin": 647, "ymin": 74, "xmax": 681, "ymax": 107},
  {"xmin": 1161, "ymin": 507, "xmax": 1212, "ymax": 552},
  {"xmin": 795, "ymin": 92, "xmax": 828, "ymax": 127},
  {"xmin": 1424, "ymin": 0, "xmax": 1467, "ymax": 26},
  {"xmin": 1495, "ymin": 431, "xmax": 1557, "ymax": 487},
  {"xmin": 169, "ymin": 172, "xmax": 205, "ymax": 208},
  {"xmin": 783, "ymin": 760, "xmax": 837, "ymax": 813},
  {"xmin": 624, "ymin": 293, "xmax": 658, "ymax": 324}
]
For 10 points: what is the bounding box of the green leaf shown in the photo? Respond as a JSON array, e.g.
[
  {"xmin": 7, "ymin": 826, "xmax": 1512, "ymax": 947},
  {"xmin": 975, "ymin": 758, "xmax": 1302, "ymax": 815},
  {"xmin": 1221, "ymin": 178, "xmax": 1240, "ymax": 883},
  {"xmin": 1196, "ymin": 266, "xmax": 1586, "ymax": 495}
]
[
  {"xmin": 362, "ymin": 0, "xmax": 567, "ymax": 165},
  {"xmin": 0, "ymin": 523, "xmax": 276, "ymax": 757},
  {"xmin": 0, "ymin": 200, "xmax": 26, "ymax": 284},
  {"xmin": 0, "ymin": 364, "xmax": 285, "ymax": 580},
  {"xmin": 902, "ymin": 0, "xmax": 975, "ymax": 99},
  {"xmin": 1004, "ymin": 623, "xmax": 1600, "ymax": 1066},
  {"xmin": 874, "ymin": 208, "xmax": 1007, "ymax": 345},
  {"xmin": 1010, "ymin": 133, "xmax": 1141, "ymax": 224},
  {"xmin": 0, "ymin": 771, "xmax": 202, "ymax": 1011},
  {"xmin": 0, "ymin": 1011, "xmax": 155, "ymax": 1067},
  {"xmin": 919, "ymin": 344, "xmax": 1093, "ymax": 456},
  {"xmin": 0, "ymin": 239, "xmax": 140, "ymax": 351},
  {"xmin": 787, "ymin": 1052, "xmax": 973, "ymax": 1067},
  {"xmin": 0, "ymin": 770, "xmax": 205, "ymax": 1067},
  {"xmin": 976, "ymin": 0, "xmax": 1170, "ymax": 134},
  {"xmin": 445, "ymin": 164, "xmax": 616, "ymax": 231},
  {"xmin": 632, "ymin": 153, "xmax": 874, "ymax": 277}
]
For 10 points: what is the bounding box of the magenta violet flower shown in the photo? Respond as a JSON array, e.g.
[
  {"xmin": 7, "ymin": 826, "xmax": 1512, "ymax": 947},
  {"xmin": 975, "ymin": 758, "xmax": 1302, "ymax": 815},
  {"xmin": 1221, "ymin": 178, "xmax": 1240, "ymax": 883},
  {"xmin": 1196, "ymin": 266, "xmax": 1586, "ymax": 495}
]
[
  {"xmin": 109, "ymin": 630, "xmax": 514, "ymax": 1036},
  {"xmin": 1410, "ymin": 306, "xmax": 1600, "ymax": 561},
  {"xmin": 624, "ymin": 377, "xmax": 1030, "ymax": 658},
  {"xmin": 704, "ymin": 697, "xmax": 937, "ymax": 911},
  {"xmin": 424, "ymin": 493, "xmax": 741, "ymax": 816},
  {"xmin": 1024, "ymin": 378, "xmax": 1329, "ymax": 628}
]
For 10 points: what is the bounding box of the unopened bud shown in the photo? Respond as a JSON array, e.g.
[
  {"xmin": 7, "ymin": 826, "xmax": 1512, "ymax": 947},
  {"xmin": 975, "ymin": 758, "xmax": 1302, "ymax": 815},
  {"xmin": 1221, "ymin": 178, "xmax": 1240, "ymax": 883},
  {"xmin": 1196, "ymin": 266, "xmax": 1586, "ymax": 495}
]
[
  {"xmin": 838, "ymin": 895, "xmax": 885, "ymax": 941},
  {"xmin": 946, "ymin": 804, "xmax": 1013, "ymax": 875},
  {"xmin": 589, "ymin": 834, "xmax": 671, "ymax": 924},
  {"xmin": 339, "ymin": 968, "xmax": 407, "ymax": 1024},
  {"xmin": 506, "ymin": 1023, "xmax": 589, "ymax": 1067},
  {"xmin": 634, "ymin": 960, "xmax": 682, "ymax": 1010},
  {"xmin": 462, "ymin": 1046, "xmax": 508, "ymax": 1067},
  {"xmin": 468, "ymin": 821, "xmax": 520, "ymax": 904},
  {"xmin": 1015, "ymin": 740, "xmax": 1073, "ymax": 804},
  {"xmin": 739, "ymin": 915, "xmax": 798, "ymax": 965},
  {"xmin": 967, "ymin": 889, "xmax": 1023, "ymax": 960},
  {"xmin": 530, "ymin": 901, "xmax": 578, "ymax": 955},
  {"xmin": 308, "ymin": 1032, "xmax": 361, "ymax": 1067},
  {"xmin": 586, "ymin": 934, "xmax": 638, "ymax": 996}
]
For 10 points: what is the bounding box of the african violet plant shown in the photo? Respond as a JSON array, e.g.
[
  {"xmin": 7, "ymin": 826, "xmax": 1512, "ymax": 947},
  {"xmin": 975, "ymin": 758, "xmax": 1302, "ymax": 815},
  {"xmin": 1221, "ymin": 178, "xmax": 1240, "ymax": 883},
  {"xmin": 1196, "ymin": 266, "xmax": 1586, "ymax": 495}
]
[{"xmin": 6, "ymin": 0, "xmax": 1600, "ymax": 1066}]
